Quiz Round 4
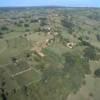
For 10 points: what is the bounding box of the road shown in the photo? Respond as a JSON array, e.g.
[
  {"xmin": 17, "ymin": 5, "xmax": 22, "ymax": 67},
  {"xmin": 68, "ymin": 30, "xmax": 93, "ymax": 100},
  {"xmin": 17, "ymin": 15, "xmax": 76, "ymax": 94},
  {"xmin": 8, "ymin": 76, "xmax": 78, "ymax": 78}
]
[
  {"xmin": 11, "ymin": 66, "xmax": 41, "ymax": 78},
  {"xmin": 11, "ymin": 67, "xmax": 32, "ymax": 77}
]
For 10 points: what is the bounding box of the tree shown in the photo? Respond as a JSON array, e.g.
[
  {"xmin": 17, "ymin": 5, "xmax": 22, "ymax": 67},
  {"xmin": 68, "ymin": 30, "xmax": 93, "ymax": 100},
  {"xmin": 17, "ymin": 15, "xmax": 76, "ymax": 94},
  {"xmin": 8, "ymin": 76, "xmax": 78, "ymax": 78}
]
[
  {"xmin": 30, "ymin": 19, "xmax": 38, "ymax": 23},
  {"xmin": 89, "ymin": 92, "xmax": 93, "ymax": 97},
  {"xmin": 11, "ymin": 57, "xmax": 17, "ymax": 63},
  {"xmin": 14, "ymin": 22, "xmax": 22, "ymax": 27},
  {"xmin": 40, "ymin": 20, "xmax": 48, "ymax": 26},
  {"xmin": 0, "ymin": 32, "xmax": 3, "ymax": 39},
  {"xmin": 19, "ymin": 20, "xmax": 24, "ymax": 24},
  {"xmin": 26, "ymin": 53, "xmax": 31, "ymax": 58},
  {"xmin": 63, "ymin": 52, "xmax": 90, "ymax": 74},
  {"xmin": 78, "ymin": 37, "xmax": 91, "ymax": 46},
  {"xmin": 13, "ymin": 88, "xmax": 16, "ymax": 94},
  {"xmin": 5, "ymin": 39, "xmax": 9, "ymax": 47},
  {"xmin": 83, "ymin": 47, "xmax": 97, "ymax": 60},
  {"xmin": 23, "ymin": 85, "xmax": 29, "ymax": 96},
  {"xmin": 94, "ymin": 68, "xmax": 100, "ymax": 78},
  {"xmin": 25, "ymin": 29, "xmax": 30, "ymax": 32},
  {"xmin": 24, "ymin": 23, "xmax": 29, "ymax": 27},
  {"xmin": 1, "ymin": 26, "xmax": 9, "ymax": 31},
  {"xmin": 0, "ymin": 31, "xmax": 3, "ymax": 35},
  {"xmin": 61, "ymin": 18, "xmax": 74, "ymax": 33},
  {"xmin": 1, "ymin": 93, "xmax": 7, "ymax": 100},
  {"xmin": 96, "ymin": 34, "xmax": 100, "ymax": 41}
]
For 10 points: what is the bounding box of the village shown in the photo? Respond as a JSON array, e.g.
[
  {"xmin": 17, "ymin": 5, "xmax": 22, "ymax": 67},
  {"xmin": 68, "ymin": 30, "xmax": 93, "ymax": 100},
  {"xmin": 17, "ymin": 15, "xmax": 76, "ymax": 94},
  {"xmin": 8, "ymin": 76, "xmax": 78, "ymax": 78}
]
[{"xmin": 30, "ymin": 14, "xmax": 76, "ymax": 57}]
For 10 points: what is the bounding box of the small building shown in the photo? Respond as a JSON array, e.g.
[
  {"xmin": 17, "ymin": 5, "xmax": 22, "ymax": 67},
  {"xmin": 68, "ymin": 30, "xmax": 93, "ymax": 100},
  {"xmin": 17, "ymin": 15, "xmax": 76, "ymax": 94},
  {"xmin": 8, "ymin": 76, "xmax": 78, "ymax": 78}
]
[
  {"xmin": 36, "ymin": 51, "xmax": 45, "ymax": 58},
  {"xmin": 66, "ymin": 42, "xmax": 76, "ymax": 49}
]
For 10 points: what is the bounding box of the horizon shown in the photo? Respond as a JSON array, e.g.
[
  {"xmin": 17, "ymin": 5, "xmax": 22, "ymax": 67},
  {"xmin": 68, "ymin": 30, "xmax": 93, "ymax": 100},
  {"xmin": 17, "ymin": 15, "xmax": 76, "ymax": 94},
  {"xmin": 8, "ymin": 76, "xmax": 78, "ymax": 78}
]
[
  {"xmin": 0, "ymin": 5, "xmax": 100, "ymax": 9},
  {"xmin": 0, "ymin": 0, "xmax": 100, "ymax": 8}
]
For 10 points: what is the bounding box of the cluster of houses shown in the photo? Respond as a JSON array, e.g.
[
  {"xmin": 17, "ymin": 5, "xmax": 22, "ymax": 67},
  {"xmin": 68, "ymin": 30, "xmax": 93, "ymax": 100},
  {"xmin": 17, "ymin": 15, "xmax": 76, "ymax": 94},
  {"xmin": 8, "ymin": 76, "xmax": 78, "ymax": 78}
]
[{"xmin": 31, "ymin": 15, "xmax": 76, "ymax": 57}]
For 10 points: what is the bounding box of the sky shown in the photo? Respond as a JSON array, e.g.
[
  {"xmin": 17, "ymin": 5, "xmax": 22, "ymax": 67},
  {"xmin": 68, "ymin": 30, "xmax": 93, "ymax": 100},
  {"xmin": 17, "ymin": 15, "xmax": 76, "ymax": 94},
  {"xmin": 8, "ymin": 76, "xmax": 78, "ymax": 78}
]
[{"xmin": 0, "ymin": 0, "xmax": 100, "ymax": 7}]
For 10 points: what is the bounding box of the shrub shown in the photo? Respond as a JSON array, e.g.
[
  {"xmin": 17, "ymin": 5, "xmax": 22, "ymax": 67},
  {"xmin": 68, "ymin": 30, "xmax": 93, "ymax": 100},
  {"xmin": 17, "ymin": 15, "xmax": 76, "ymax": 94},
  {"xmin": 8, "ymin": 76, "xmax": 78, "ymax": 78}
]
[{"xmin": 94, "ymin": 68, "xmax": 100, "ymax": 78}]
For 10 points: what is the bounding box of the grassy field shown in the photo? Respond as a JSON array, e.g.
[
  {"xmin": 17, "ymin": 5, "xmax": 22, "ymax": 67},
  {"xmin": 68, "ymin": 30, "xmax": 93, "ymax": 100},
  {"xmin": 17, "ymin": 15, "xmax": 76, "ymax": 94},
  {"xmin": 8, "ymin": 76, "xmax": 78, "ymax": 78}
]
[{"xmin": 0, "ymin": 7, "xmax": 100, "ymax": 100}]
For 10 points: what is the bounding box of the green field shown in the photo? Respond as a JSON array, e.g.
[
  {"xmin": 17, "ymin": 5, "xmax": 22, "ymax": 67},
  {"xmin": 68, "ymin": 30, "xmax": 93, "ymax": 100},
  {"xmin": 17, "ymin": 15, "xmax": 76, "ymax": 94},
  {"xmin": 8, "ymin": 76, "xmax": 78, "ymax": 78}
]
[{"xmin": 0, "ymin": 7, "xmax": 100, "ymax": 100}]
